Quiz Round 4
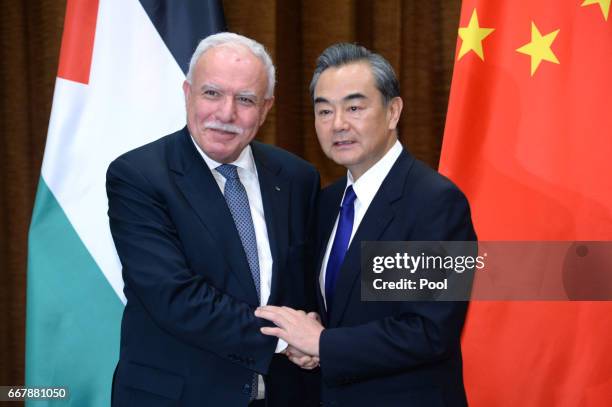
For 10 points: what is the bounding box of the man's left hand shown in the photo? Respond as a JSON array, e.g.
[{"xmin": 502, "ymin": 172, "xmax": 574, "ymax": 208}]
[
  {"xmin": 284, "ymin": 345, "xmax": 319, "ymax": 369},
  {"xmin": 255, "ymin": 306, "xmax": 324, "ymax": 357}
]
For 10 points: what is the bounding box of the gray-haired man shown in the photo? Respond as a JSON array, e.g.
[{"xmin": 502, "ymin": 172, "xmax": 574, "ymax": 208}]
[{"xmin": 107, "ymin": 32, "xmax": 320, "ymax": 406}]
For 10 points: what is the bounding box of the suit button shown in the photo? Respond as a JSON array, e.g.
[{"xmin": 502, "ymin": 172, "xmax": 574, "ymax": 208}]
[{"xmin": 242, "ymin": 384, "xmax": 251, "ymax": 395}]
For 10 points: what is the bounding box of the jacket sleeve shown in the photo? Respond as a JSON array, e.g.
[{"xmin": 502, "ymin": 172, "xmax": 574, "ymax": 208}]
[
  {"xmin": 107, "ymin": 156, "xmax": 277, "ymax": 374},
  {"xmin": 319, "ymin": 185, "xmax": 476, "ymax": 386}
]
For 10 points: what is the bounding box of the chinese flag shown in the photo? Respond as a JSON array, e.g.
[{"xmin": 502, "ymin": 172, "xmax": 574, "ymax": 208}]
[{"xmin": 440, "ymin": 1, "xmax": 612, "ymax": 406}]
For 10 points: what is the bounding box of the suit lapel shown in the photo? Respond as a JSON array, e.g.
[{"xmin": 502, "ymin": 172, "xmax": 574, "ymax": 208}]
[
  {"xmin": 327, "ymin": 151, "xmax": 415, "ymax": 327},
  {"xmin": 169, "ymin": 128, "xmax": 259, "ymax": 304},
  {"xmin": 251, "ymin": 142, "xmax": 290, "ymax": 305}
]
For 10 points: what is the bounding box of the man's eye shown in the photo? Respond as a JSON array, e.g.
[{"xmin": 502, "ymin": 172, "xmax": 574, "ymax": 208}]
[
  {"xmin": 203, "ymin": 90, "xmax": 219, "ymax": 97},
  {"xmin": 238, "ymin": 97, "xmax": 255, "ymax": 105},
  {"xmin": 349, "ymin": 106, "xmax": 361, "ymax": 112},
  {"xmin": 318, "ymin": 109, "xmax": 332, "ymax": 116}
]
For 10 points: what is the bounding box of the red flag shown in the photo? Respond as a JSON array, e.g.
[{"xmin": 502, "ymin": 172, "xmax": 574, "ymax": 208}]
[{"xmin": 440, "ymin": 0, "xmax": 612, "ymax": 405}]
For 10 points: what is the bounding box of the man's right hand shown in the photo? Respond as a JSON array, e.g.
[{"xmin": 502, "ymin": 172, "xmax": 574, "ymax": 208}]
[{"xmin": 283, "ymin": 312, "xmax": 321, "ymax": 369}]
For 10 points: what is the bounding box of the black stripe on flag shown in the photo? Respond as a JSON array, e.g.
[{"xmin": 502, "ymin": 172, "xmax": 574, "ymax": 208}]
[{"xmin": 138, "ymin": 0, "xmax": 227, "ymax": 74}]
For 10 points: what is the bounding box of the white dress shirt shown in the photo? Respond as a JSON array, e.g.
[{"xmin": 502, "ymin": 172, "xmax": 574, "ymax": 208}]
[
  {"xmin": 319, "ymin": 140, "xmax": 403, "ymax": 308},
  {"xmin": 191, "ymin": 138, "xmax": 285, "ymax": 399}
]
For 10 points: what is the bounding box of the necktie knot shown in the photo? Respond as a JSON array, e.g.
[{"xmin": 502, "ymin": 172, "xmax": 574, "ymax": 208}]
[
  {"xmin": 216, "ymin": 164, "xmax": 239, "ymax": 180},
  {"xmin": 342, "ymin": 185, "xmax": 357, "ymax": 208}
]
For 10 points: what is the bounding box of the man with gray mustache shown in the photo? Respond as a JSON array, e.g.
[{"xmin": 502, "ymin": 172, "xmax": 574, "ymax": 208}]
[
  {"xmin": 106, "ymin": 32, "xmax": 320, "ymax": 406},
  {"xmin": 205, "ymin": 120, "xmax": 244, "ymax": 135}
]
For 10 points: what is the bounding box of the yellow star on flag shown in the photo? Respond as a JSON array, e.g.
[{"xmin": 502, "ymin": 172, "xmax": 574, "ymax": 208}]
[
  {"xmin": 581, "ymin": 0, "xmax": 610, "ymax": 21},
  {"xmin": 516, "ymin": 22, "xmax": 560, "ymax": 76},
  {"xmin": 457, "ymin": 9, "xmax": 495, "ymax": 61}
]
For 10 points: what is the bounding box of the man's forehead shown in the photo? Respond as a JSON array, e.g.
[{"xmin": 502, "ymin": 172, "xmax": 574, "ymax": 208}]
[
  {"xmin": 194, "ymin": 44, "xmax": 263, "ymax": 75},
  {"xmin": 192, "ymin": 46, "xmax": 267, "ymax": 93},
  {"xmin": 321, "ymin": 62, "xmax": 372, "ymax": 81},
  {"xmin": 315, "ymin": 62, "xmax": 377, "ymax": 101}
]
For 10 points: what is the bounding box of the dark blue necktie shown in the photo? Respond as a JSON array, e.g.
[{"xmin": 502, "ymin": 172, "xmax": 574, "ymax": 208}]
[
  {"xmin": 325, "ymin": 185, "xmax": 357, "ymax": 314},
  {"xmin": 216, "ymin": 164, "xmax": 261, "ymax": 401}
]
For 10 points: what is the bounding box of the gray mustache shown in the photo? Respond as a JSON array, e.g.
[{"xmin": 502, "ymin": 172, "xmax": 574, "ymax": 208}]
[{"xmin": 204, "ymin": 121, "xmax": 244, "ymax": 135}]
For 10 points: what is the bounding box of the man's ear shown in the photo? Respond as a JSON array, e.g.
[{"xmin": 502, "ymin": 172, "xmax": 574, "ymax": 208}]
[
  {"xmin": 182, "ymin": 80, "xmax": 191, "ymax": 103},
  {"xmin": 387, "ymin": 96, "xmax": 403, "ymax": 131},
  {"xmin": 259, "ymin": 96, "xmax": 275, "ymax": 126}
]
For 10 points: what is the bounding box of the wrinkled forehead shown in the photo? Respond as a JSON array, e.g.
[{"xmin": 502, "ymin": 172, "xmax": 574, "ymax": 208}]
[{"xmin": 193, "ymin": 44, "xmax": 268, "ymax": 92}]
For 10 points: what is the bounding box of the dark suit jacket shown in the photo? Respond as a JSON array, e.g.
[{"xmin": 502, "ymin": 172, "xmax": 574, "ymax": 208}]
[
  {"xmin": 315, "ymin": 149, "xmax": 476, "ymax": 407},
  {"xmin": 106, "ymin": 127, "xmax": 320, "ymax": 406}
]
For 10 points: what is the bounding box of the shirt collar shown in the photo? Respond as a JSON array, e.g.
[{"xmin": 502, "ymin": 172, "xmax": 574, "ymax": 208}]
[
  {"xmin": 345, "ymin": 139, "xmax": 403, "ymax": 207},
  {"xmin": 190, "ymin": 135, "xmax": 257, "ymax": 175}
]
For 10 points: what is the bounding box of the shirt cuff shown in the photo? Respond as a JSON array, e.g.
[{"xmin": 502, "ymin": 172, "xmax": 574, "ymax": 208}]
[{"xmin": 275, "ymin": 338, "xmax": 288, "ymax": 353}]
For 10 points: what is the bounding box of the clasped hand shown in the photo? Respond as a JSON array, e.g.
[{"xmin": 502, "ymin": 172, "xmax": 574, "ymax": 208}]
[{"xmin": 255, "ymin": 306, "xmax": 324, "ymax": 370}]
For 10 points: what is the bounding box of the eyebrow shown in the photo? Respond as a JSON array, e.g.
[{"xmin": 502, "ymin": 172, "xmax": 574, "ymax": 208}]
[
  {"xmin": 344, "ymin": 93, "xmax": 367, "ymax": 101},
  {"xmin": 200, "ymin": 83, "xmax": 221, "ymax": 91},
  {"xmin": 235, "ymin": 91, "xmax": 258, "ymax": 100},
  {"xmin": 200, "ymin": 84, "xmax": 259, "ymax": 101},
  {"xmin": 314, "ymin": 93, "xmax": 367, "ymax": 105}
]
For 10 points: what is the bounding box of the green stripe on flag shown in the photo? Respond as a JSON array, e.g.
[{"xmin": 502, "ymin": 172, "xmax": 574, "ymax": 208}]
[{"xmin": 26, "ymin": 178, "xmax": 123, "ymax": 406}]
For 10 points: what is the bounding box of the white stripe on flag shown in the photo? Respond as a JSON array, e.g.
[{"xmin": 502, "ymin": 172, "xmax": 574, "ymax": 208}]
[{"xmin": 42, "ymin": 0, "xmax": 187, "ymax": 303}]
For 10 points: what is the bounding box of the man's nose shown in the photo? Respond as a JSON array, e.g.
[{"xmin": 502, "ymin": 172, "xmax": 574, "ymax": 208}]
[
  {"xmin": 216, "ymin": 96, "xmax": 236, "ymax": 122},
  {"xmin": 332, "ymin": 111, "xmax": 349, "ymax": 132}
]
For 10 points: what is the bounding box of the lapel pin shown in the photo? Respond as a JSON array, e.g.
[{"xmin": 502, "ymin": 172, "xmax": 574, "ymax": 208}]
[{"xmin": 274, "ymin": 186, "xmax": 281, "ymax": 191}]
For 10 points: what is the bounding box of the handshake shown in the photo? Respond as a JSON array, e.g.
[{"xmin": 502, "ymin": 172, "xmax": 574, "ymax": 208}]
[{"xmin": 255, "ymin": 306, "xmax": 324, "ymax": 370}]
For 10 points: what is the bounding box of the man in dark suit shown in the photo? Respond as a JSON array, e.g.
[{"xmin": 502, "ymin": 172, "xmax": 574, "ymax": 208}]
[
  {"xmin": 256, "ymin": 43, "xmax": 476, "ymax": 406},
  {"xmin": 107, "ymin": 32, "xmax": 319, "ymax": 406}
]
